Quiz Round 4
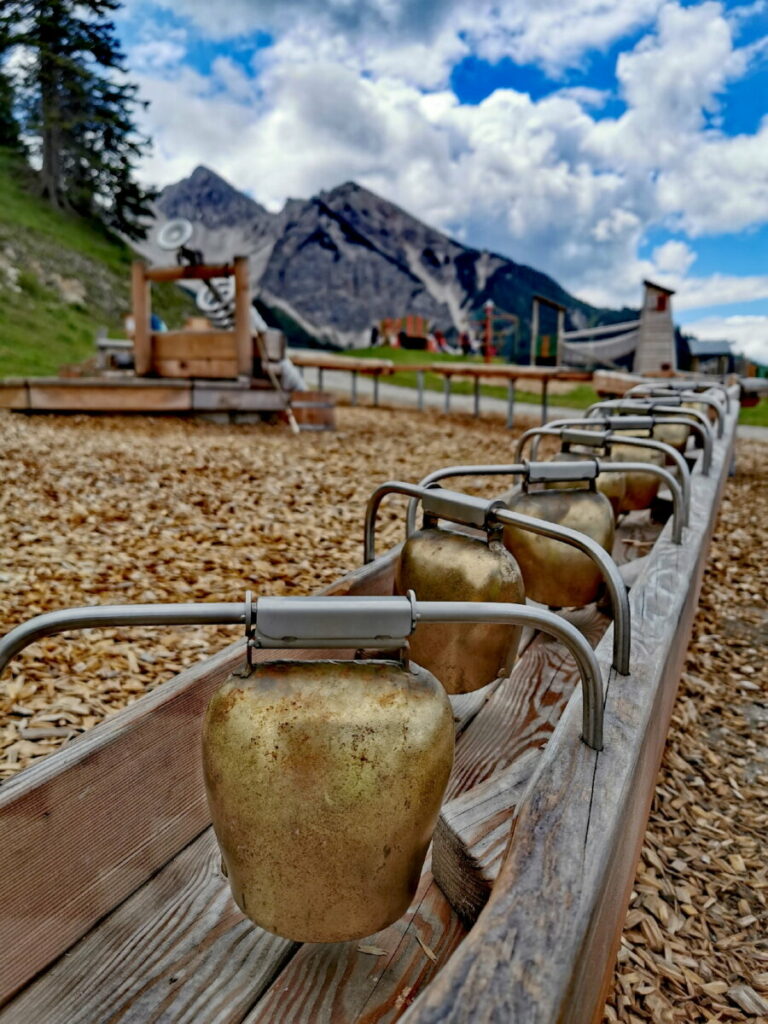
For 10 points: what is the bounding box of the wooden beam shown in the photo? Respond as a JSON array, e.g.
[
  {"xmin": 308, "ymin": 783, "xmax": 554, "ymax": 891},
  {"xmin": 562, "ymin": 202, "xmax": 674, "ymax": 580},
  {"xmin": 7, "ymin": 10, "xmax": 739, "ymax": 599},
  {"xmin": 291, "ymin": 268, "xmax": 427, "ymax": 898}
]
[
  {"xmin": 131, "ymin": 260, "xmax": 151, "ymax": 376},
  {"xmin": 400, "ymin": 391, "xmax": 738, "ymax": 1024},
  {"xmin": 233, "ymin": 256, "xmax": 252, "ymax": 376},
  {"xmin": 144, "ymin": 264, "xmax": 234, "ymax": 283}
]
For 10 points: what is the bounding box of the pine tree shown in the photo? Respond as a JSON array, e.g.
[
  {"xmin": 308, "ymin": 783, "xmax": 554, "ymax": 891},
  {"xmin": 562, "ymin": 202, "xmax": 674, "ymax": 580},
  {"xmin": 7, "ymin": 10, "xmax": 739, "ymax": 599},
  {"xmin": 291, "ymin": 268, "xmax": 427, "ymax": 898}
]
[
  {"xmin": 0, "ymin": 18, "xmax": 20, "ymax": 148},
  {"xmin": 6, "ymin": 0, "xmax": 155, "ymax": 237}
]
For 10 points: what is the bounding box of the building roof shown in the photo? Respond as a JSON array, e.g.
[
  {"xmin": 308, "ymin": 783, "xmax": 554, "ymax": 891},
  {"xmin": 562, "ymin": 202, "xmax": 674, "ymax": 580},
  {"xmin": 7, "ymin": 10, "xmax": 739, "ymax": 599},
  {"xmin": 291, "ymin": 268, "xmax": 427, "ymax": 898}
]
[
  {"xmin": 643, "ymin": 279, "xmax": 676, "ymax": 295},
  {"xmin": 685, "ymin": 337, "xmax": 733, "ymax": 358}
]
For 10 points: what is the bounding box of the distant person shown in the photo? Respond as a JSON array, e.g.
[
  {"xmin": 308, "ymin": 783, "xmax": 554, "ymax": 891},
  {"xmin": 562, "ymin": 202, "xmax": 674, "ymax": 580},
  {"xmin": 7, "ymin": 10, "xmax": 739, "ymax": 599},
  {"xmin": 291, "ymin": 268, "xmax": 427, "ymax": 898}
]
[{"xmin": 370, "ymin": 325, "xmax": 379, "ymax": 347}]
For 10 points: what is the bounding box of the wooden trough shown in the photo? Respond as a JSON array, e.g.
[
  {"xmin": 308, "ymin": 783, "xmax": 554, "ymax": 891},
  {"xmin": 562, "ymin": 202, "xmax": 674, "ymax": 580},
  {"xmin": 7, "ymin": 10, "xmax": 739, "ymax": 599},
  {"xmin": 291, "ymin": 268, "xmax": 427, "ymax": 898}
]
[{"xmin": 0, "ymin": 389, "xmax": 738, "ymax": 1023}]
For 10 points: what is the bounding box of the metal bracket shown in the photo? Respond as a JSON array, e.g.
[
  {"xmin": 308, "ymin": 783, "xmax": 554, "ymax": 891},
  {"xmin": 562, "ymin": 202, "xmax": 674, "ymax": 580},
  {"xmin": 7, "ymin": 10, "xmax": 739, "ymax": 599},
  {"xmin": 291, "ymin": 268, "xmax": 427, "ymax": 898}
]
[
  {"xmin": 525, "ymin": 458, "xmax": 600, "ymax": 484},
  {"xmin": 253, "ymin": 594, "xmax": 417, "ymax": 649}
]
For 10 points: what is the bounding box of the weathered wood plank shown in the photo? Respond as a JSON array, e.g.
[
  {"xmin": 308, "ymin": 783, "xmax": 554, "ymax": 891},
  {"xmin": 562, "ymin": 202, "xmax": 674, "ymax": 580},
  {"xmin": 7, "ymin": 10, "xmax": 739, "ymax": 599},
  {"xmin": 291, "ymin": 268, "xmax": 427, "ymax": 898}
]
[
  {"xmin": 431, "ymin": 750, "xmax": 540, "ymax": 924},
  {"xmin": 0, "ymin": 552, "xmax": 399, "ymax": 1008},
  {"xmin": 0, "ymin": 830, "xmax": 297, "ymax": 1024},
  {"xmin": 244, "ymin": 863, "xmax": 465, "ymax": 1024},
  {"xmin": 399, "ymin": 391, "xmax": 738, "ymax": 1024},
  {"xmin": 26, "ymin": 383, "xmax": 193, "ymax": 412},
  {"xmin": 154, "ymin": 359, "xmax": 240, "ymax": 379},
  {"xmin": 153, "ymin": 331, "xmax": 238, "ymax": 361}
]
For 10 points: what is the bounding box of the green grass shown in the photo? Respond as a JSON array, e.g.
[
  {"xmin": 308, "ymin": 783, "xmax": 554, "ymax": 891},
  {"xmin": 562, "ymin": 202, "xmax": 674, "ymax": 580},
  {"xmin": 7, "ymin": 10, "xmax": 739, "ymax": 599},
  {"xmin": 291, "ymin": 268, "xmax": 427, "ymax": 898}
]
[
  {"xmin": 0, "ymin": 147, "xmax": 195, "ymax": 377},
  {"xmin": 737, "ymin": 397, "xmax": 768, "ymax": 426},
  {"xmin": 347, "ymin": 344, "xmax": 600, "ymax": 409},
  {"xmin": 348, "ymin": 345, "xmax": 767, "ymax": 425}
]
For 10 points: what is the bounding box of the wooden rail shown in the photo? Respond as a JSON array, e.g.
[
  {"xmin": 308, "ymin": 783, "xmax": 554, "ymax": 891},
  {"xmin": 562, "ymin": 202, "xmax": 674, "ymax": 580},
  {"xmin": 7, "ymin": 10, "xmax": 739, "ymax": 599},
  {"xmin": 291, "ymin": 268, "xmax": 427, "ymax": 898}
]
[{"xmin": 291, "ymin": 352, "xmax": 591, "ymax": 425}]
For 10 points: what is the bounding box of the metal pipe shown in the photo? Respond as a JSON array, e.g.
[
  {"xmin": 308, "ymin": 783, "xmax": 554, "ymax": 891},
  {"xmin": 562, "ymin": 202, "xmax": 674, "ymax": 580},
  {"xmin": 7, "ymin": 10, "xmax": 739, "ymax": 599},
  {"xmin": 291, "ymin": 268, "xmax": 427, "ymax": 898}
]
[
  {"xmin": 628, "ymin": 379, "xmax": 731, "ymax": 414},
  {"xmin": 584, "ymin": 402, "xmax": 714, "ymax": 473},
  {"xmin": 586, "ymin": 399, "xmax": 713, "ymax": 443},
  {"xmin": 625, "ymin": 388, "xmax": 724, "ymax": 437},
  {"xmin": 492, "ymin": 506, "xmax": 630, "ymax": 676},
  {"xmin": 416, "ymin": 601, "xmax": 603, "ymax": 750},
  {"xmin": 514, "ymin": 426, "xmax": 691, "ymax": 525},
  {"xmin": 0, "ymin": 602, "xmax": 246, "ymax": 678},
  {"xmin": 591, "ymin": 463, "xmax": 685, "ymax": 542},
  {"xmin": 0, "ymin": 595, "xmax": 604, "ymax": 750},
  {"xmin": 370, "ymin": 479, "xmax": 630, "ymax": 675},
  {"xmin": 533, "ymin": 415, "xmax": 713, "ymax": 476}
]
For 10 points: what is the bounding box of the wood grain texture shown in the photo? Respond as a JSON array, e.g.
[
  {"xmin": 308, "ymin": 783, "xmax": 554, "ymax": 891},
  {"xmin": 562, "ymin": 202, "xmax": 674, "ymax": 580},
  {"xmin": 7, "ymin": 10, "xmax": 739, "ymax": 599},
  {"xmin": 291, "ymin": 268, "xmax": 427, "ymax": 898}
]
[
  {"xmin": 0, "ymin": 384, "xmax": 28, "ymax": 409},
  {"xmin": 153, "ymin": 331, "xmax": 239, "ymax": 361},
  {"xmin": 131, "ymin": 260, "xmax": 151, "ymax": 376},
  {"xmin": 244, "ymin": 864, "xmax": 465, "ymax": 1024},
  {"xmin": 432, "ymin": 750, "xmax": 540, "ymax": 924},
  {"xmin": 0, "ymin": 551, "xmax": 399, "ymax": 1008},
  {"xmin": 154, "ymin": 359, "xmax": 240, "ymax": 380},
  {"xmin": 399, "ymin": 389, "xmax": 738, "ymax": 1024},
  {"xmin": 26, "ymin": 383, "xmax": 193, "ymax": 412},
  {"xmin": 0, "ymin": 830, "xmax": 296, "ymax": 1024},
  {"xmin": 234, "ymin": 256, "xmax": 252, "ymax": 376}
]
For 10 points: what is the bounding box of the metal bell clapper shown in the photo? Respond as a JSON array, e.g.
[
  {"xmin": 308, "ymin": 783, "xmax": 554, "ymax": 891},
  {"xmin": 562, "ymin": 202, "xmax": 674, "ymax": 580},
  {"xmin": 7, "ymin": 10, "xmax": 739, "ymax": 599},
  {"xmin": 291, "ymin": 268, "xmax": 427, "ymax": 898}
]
[
  {"xmin": 0, "ymin": 592, "xmax": 604, "ymax": 943},
  {"xmin": 516, "ymin": 424, "xmax": 691, "ymax": 524},
  {"xmin": 367, "ymin": 479, "xmax": 631, "ymax": 675}
]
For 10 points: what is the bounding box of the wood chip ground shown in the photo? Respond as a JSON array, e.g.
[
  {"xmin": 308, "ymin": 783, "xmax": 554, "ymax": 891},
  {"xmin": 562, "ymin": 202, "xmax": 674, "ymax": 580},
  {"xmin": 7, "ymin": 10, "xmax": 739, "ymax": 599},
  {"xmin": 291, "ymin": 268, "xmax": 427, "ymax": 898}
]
[{"xmin": 1, "ymin": 407, "xmax": 765, "ymax": 1023}]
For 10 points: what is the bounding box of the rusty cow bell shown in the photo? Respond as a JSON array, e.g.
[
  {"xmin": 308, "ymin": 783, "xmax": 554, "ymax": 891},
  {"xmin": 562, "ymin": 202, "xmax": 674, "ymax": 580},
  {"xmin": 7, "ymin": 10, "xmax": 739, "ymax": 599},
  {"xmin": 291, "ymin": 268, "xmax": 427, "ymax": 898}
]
[
  {"xmin": 607, "ymin": 431, "xmax": 666, "ymax": 511},
  {"xmin": 545, "ymin": 450, "xmax": 626, "ymax": 519},
  {"xmin": 394, "ymin": 526, "xmax": 525, "ymax": 693},
  {"xmin": 202, "ymin": 658, "xmax": 454, "ymax": 943},
  {"xmin": 503, "ymin": 487, "xmax": 614, "ymax": 607}
]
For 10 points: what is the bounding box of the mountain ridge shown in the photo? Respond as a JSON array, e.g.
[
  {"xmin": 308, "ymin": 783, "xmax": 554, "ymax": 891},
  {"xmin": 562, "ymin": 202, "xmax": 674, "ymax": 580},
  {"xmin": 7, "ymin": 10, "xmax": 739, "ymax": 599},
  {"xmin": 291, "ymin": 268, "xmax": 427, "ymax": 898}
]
[{"xmin": 146, "ymin": 165, "xmax": 634, "ymax": 350}]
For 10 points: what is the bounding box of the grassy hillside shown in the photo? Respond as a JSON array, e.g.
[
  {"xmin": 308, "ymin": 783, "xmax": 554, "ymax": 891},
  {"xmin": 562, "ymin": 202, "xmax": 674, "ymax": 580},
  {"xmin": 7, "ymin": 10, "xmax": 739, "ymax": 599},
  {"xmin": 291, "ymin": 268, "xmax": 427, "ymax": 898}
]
[{"xmin": 0, "ymin": 148, "xmax": 194, "ymax": 377}]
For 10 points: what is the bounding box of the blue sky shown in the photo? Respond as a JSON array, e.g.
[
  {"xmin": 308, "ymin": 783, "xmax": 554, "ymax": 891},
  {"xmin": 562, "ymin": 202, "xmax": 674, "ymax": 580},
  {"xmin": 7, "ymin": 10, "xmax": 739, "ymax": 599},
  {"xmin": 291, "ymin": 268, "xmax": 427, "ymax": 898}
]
[{"xmin": 116, "ymin": 0, "xmax": 768, "ymax": 360}]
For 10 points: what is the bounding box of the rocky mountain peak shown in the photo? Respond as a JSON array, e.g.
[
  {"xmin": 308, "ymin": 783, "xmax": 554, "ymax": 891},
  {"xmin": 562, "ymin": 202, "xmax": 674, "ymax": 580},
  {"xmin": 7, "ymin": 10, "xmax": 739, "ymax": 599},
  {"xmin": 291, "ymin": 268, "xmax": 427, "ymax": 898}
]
[{"xmin": 157, "ymin": 165, "xmax": 273, "ymax": 230}]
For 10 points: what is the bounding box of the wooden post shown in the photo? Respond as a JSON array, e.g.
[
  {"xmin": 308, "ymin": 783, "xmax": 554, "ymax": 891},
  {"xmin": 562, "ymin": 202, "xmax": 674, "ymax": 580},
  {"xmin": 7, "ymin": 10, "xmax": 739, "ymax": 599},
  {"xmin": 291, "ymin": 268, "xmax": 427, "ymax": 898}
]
[
  {"xmin": 530, "ymin": 299, "xmax": 539, "ymax": 366},
  {"xmin": 556, "ymin": 308, "xmax": 565, "ymax": 365},
  {"xmin": 233, "ymin": 256, "xmax": 252, "ymax": 377},
  {"xmin": 131, "ymin": 260, "xmax": 151, "ymax": 376},
  {"xmin": 483, "ymin": 301, "xmax": 493, "ymax": 363}
]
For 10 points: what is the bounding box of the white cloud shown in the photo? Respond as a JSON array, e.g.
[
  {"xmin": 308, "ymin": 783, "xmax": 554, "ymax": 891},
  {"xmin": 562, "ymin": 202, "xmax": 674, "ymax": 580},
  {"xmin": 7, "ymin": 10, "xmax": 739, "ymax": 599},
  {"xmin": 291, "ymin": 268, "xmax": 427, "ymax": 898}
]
[
  {"xmin": 681, "ymin": 313, "xmax": 768, "ymax": 362},
  {"xmin": 129, "ymin": 1, "xmax": 768, "ymax": 319}
]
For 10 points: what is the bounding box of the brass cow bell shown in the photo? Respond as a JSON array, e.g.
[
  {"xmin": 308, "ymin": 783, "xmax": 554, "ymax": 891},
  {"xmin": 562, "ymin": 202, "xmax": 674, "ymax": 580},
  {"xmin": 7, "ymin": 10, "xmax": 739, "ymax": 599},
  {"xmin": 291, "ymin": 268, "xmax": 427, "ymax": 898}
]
[
  {"xmin": 608, "ymin": 431, "xmax": 666, "ymax": 511},
  {"xmin": 545, "ymin": 450, "xmax": 626, "ymax": 519},
  {"xmin": 503, "ymin": 488, "xmax": 614, "ymax": 607},
  {"xmin": 203, "ymin": 658, "xmax": 454, "ymax": 943},
  {"xmin": 394, "ymin": 527, "xmax": 525, "ymax": 693},
  {"xmin": 652, "ymin": 421, "xmax": 689, "ymax": 452}
]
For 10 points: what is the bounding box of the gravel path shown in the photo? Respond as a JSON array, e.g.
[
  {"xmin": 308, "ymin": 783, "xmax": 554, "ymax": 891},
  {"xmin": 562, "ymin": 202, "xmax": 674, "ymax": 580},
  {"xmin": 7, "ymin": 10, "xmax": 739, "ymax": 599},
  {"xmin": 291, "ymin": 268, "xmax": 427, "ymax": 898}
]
[{"xmin": 1, "ymin": 407, "xmax": 766, "ymax": 1021}]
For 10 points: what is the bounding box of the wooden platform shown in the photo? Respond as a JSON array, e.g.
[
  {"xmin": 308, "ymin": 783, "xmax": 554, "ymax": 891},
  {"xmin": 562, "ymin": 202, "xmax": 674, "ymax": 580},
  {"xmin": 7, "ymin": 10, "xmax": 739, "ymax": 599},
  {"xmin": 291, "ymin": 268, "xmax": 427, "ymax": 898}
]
[
  {"xmin": 0, "ymin": 392, "xmax": 738, "ymax": 1022},
  {"xmin": 0, "ymin": 377, "xmax": 335, "ymax": 424}
]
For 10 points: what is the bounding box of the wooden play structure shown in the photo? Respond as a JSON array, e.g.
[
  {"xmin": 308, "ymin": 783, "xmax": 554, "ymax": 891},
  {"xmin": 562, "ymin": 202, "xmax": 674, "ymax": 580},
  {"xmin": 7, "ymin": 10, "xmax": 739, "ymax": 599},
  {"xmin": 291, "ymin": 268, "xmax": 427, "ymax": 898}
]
[
  {"xmin": 532, "ymin": 281, "xmax": 679, "ymax": 374},
  {"xmin": 0, "ymin": 255, "xmax": 334, "ymax": 428},
  {"xmin": 0, "ymin": 378, "xmax": 738, "ymax": 1023}
]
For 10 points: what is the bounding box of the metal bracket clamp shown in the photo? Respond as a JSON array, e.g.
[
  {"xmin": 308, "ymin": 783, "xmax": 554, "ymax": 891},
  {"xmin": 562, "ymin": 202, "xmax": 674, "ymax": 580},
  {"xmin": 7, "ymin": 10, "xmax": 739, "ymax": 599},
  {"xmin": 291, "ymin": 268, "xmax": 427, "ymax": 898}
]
[
  {"xmin": 365, "ymin": 481, "xmax": 509, "ymax": 565},
  {"xmin": 0, "ymin": 595, "xmax": 605, "ymax": 750},
  {"xmin": 628, "ymin": 379, "xmax": 731, "ymax": 414},
  {"xmin": 586, "ymin": 399, "xmax": 713, "ymax": 440},
  {"xmin": 515, "ymin": 425, "xmax": 692, "ymax": 524},
  {"xmin": 254, "ymin": 594, "xmax": 417, "ymax": 649},
  {"xmin": 524, "ymin": 458, "xmax": 600, "ymax": 484},
  {"xmin": 381, "ymin": 473, "xmax": 631, "ymax": 676},
  {"xmin": 626, "ymin": 389, "xmax": 724, "ymax": 437},
  {"xmin": 532, "ymin": 415, "xmax": 712, "ymax": 477}
]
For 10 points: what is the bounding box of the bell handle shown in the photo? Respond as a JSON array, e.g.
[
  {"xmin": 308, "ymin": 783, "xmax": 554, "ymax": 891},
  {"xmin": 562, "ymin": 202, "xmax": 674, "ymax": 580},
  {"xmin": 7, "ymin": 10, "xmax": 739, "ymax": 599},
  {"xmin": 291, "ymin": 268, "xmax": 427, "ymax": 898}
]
[
  {"xmin": 0, "ymin": 602, "xmax": 246, "ymax": 679},
  {"xmin": 417, "ymin": 601, "xmax": 603, "ymax": 751},
  {"xmin": 583, "ymin": 404, "xmax": 713, "ymax": 474},
  {"xmin": 627, "ymin": 380, "xmax": 731, "ymax": 415},
  {"xmin": 586, "ymin": 399, "xmax": 713, "ymax": 442},
  {"xmin": 513, "ymin": 427, "xmax": 691, "ymax": 523},
  {"xmin": 491, "ymin": 507, "xmax": 630, "ymax": 676},
  {"xmin": 624, "ymin": 388, "xmax": 724, "ymax": 437},
  {"xmin": 403, "ymin": 464, "xmax": 527, "ymax": 537},
  {"xmin": 594, "ymin": 461, "xmax": 685, "ymax": 542},
  {"xmin": 0, "ymin": 596, "xmax": 605, "ymax": 751},
  {"xmin": 368, "ymin": 477, "xmax": 631, "ymax": 675}
]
